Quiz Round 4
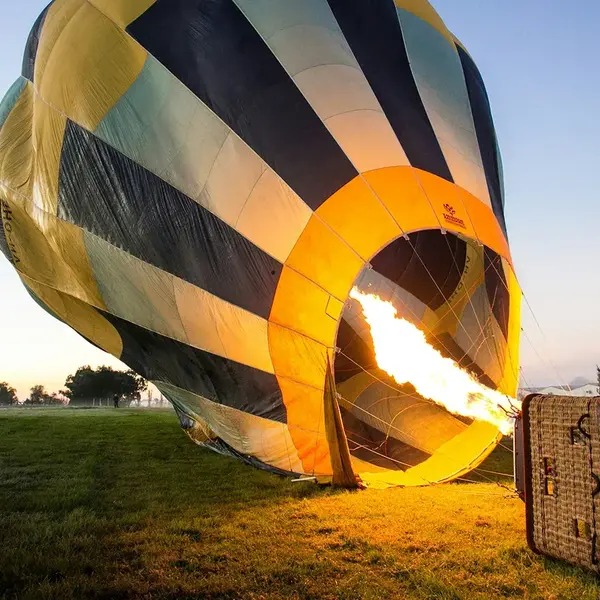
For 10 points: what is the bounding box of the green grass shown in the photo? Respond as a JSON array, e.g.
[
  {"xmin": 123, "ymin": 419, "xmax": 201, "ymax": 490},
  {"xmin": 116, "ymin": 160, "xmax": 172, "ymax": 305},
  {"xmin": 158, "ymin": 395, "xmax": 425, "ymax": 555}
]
[{"xmin": 1, "ymin": 409, "xmax": 598, "ymax": 600}]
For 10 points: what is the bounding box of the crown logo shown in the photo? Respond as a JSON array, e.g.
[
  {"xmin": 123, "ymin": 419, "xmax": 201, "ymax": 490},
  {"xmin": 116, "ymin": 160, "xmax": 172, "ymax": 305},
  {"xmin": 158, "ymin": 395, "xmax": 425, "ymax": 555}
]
[{"xmin": 443, "ymin": 203, "xmax": 456, "ymax": 216}]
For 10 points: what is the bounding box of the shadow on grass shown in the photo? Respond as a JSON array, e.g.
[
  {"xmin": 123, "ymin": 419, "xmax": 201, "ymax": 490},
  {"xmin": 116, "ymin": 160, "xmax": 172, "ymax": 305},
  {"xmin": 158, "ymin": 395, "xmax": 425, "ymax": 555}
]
[
  {"xmin": 0, "ymin": 408, "xmax": 340, "ymax": 512},
  {"xmin": 0, "ymin": 409, "xmax": 346, "ymax": 599},
  {"xmin": 540, "ymin": 554, "xmax": 600, "ymax": 586}
]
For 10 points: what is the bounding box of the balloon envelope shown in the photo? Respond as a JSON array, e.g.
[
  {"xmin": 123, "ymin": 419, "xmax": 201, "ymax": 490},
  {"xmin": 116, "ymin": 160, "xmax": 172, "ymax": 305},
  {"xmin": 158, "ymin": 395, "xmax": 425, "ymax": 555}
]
[{"xmin": 0, "ymin": 0, "xmax": 520, "ymax": 487}]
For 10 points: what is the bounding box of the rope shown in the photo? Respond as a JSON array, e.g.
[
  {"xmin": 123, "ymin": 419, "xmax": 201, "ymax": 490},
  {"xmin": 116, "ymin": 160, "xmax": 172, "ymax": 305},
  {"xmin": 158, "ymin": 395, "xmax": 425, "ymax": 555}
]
[
  {"xmin": 436, "ymin": 234, "xmax": 508, "ymax": 391},
  {"xmin": 498, "ymin": 440, "xmax": 515, "ymax": 454},
  {"xmin": 339, "ymin": 383, "xmax": 516, "ymax": 489},
  {"xmin": 473, "ymin": 467, "xmax": 514, "ymax": 478},
  {"xmin": 476, "ymin": 251, "xmax": 565, "ymax": 395},
  {"xmin": 520, "ymin": 329, "xmax": 570, "ymax": 393},
  {"xmin": 522, "ymin": 294, "xmax": 570, "ymax": 391},
  {"xmin": 344, "ymin": 428, "xmax": 512, "ymax": 497}
]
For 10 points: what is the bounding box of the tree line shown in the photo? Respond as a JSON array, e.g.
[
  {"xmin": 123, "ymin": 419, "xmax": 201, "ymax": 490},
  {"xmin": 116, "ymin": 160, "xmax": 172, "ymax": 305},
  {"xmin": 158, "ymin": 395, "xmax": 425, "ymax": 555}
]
[{"xmin": 0, "ymin": 366, "xmax": 147, "ymax": 407}]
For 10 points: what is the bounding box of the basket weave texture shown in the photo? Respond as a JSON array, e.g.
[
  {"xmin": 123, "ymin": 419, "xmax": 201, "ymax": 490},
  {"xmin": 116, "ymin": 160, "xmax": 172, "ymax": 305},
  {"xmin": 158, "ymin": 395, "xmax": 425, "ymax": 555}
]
[{"xmin": 527, "ymin": 394, "xmax": 600, "ymax": 570}]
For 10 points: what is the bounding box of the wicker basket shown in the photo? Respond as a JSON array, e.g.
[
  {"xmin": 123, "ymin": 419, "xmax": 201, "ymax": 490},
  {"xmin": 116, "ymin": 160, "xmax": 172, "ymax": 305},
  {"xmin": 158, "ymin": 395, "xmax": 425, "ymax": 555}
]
[{"xmin": 521, "ymin": 394, "xmax": 600, "ymax": 571}]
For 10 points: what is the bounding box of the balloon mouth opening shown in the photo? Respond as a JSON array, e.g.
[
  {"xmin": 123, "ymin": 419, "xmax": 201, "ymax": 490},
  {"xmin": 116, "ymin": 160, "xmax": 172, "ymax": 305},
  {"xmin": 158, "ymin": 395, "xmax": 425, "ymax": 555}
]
[{"xmin": 333, "ymin": 230, "xmax": 506, "ymax": 478}]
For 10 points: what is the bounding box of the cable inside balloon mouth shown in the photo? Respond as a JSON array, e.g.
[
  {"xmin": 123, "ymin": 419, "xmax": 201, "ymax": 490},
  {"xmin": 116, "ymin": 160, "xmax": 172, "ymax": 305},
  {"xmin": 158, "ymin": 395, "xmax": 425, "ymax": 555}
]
[
  {"xmin": 332, "ymin": 232, "xmax": 519, "ymax": 473},
  {"xmin": 348, "ymin": 286, "xmax": 520, "ymax": 434}
]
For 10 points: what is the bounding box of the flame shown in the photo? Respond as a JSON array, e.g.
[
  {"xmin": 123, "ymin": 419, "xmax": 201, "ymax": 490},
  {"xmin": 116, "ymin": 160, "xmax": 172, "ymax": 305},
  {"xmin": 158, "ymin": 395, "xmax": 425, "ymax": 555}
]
[{"xmin": 349, "ymin": 287, "xmax": 519, "ymax": 435}]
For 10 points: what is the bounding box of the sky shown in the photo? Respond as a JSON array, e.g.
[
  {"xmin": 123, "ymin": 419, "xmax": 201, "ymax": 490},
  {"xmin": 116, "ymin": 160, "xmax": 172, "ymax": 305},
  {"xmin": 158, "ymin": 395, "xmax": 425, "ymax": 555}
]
[{"xmin": 1, "ymin": 1, "xmax": 599, "ymax": 399}]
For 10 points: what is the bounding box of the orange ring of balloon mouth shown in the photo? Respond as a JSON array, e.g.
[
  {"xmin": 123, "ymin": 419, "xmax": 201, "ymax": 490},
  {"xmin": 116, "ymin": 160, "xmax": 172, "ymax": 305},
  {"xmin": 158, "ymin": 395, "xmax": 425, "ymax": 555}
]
[
  {"xmin": 334, "ymin": 230, "xmax": 494, "ymax": 476},
  {"xmin": 268, "ymin": 167, "xmax": 519, "ymax": 484}
]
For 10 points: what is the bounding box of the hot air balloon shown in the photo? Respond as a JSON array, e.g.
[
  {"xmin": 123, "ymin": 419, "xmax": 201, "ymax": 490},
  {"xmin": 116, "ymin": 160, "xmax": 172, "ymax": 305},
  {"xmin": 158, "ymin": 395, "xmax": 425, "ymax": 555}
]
[{"xmin": 0, "ymin": 0, "xmax": 520, "ymax": 488}]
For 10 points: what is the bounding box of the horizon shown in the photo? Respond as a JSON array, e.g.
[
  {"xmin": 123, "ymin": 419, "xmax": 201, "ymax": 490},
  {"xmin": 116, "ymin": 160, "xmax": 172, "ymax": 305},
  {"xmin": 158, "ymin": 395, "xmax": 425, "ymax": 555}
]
[{"xmin": 2, "ymin": 1, "xmax": 600, "ymax": 399}]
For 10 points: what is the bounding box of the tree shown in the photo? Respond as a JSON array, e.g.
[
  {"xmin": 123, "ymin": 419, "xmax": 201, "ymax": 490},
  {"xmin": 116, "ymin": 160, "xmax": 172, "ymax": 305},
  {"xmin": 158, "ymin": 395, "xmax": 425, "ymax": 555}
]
[
  {"xmin": 23, "ymin": 385, "xmax": 65, "ymax": 406},
  {"xmin": 597, "ymin": 366, "xmax": 600, "ymax": 395},
  {"xmin": 64, "ymin": 366, "xmax": 147, "ymax": 406},
  {"xmin": 27, "ymin": 384, "xmax": 47, "ymax": 405},
  {"xmin": 0, "ymin": 382, "xmax": 18, "ymax": 406},
  {"xmin": 46, "ymin": 392, "xmax": 67, "ymax": 406}
]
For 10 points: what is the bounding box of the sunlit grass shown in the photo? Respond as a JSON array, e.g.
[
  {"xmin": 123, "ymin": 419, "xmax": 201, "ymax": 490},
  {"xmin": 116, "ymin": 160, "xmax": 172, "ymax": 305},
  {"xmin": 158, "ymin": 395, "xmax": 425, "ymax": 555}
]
[{"xmin": 1, "ymin": 408, "xmax": 598, "ymax": 599}]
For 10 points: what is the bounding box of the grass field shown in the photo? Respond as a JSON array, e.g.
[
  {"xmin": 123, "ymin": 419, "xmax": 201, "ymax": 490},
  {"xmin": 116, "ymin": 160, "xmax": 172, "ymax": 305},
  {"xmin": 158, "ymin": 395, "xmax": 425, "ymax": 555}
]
[{"xmin": 1, "ymin": 409, "xmax": 599, "ymax": 600}]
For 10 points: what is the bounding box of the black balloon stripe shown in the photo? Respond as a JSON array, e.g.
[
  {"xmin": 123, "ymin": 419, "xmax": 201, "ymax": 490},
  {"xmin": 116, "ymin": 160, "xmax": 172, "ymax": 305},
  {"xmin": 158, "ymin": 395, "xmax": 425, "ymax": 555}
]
[
  {"xmin": 483, "ymin": 247, "xmax": 510, "ymax": 340},
  {"xmin": 57, "ymin": 120, "xmax": 282, "ymax": 319},
  {"xmin": 370, "ymin": 231, "xmax": 467, "ymax": 312},
  {"xmin": 456, "ymin": 45, "xmax": 508, "ymax": 237},
  {"xmin": 334, "ymin": 318, "xmax": 378, "ymax": 384},
  {"xmin": 21, "ymin": 1, "xmax": 52, "ymax": 82},
  {"xmin": 340, "ymin": 405, "xmax": 431, "ymax": 470},
  {"xmin": 327, "ymin": 0, "xmax": 453, "ymax": 182},
  {"xmin": 127, "ymin": 0, "xmax": 357, "ymax": 210},
  {"xmin": 102, "ymin": 310, "xmax": 287, "ymax": 423}
]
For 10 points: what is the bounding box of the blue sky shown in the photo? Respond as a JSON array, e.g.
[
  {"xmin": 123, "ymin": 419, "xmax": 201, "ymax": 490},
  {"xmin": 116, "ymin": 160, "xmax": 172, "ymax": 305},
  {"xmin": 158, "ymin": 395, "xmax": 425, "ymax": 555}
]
[{"xmin": 1, "ymin": 1, "xmax": 599, "ymax": 399}]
